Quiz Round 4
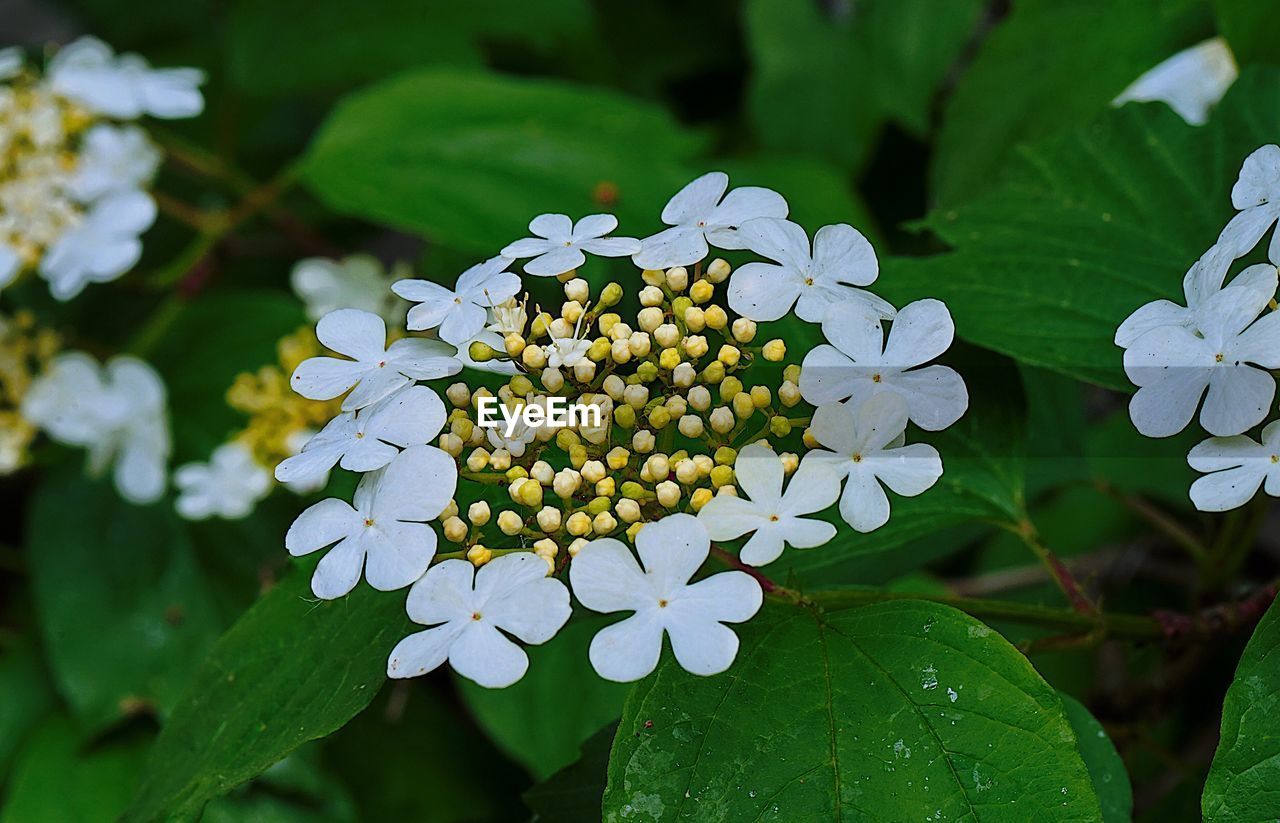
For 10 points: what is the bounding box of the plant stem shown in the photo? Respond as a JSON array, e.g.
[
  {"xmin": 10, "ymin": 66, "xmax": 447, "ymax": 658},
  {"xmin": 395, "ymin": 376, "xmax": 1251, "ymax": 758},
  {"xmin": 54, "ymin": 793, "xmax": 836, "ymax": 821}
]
[
  {"xmin": 1005, "ymin": 518, "xmax": 1099, "ymax": 616},
  {"xmin": 1095, "ymin": 480, "xmax": 1207, "ymax": 565}
]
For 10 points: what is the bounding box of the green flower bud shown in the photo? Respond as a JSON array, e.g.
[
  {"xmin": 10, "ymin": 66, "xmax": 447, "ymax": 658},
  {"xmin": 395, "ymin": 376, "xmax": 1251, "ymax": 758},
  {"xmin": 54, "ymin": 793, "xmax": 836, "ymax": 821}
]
[
  {"xmin": 598, "ymin": 282, "xmax": 623, "ymax": 308},
  {"xmin": 614, "ymin": 403, "xmax": 637, "ymax": 428},
  {"xmin": 770, "ymin": 415, "xmax": 793, "ymax": 437},
  {"xmin": 468, "ymin": 341, "xmax": 496, "ymax": 362}
]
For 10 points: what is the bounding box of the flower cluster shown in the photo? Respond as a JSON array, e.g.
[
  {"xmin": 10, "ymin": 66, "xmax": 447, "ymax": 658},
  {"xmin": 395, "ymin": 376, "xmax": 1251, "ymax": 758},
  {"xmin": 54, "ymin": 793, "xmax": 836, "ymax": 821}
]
[
  {"xmin": 0, "ymin": 310, "xmax": 58, "ymax": 473},
  {"xmin": 1117, "ymin": 145, "xmax": 1280, "ymax": 512},
  {"xmin": 280, "ymin": 172, "xmax": 969, "ymax": 687},
  {"xmin": 0, "ymin": 38, "xmax": 203, "ymax": 300}
]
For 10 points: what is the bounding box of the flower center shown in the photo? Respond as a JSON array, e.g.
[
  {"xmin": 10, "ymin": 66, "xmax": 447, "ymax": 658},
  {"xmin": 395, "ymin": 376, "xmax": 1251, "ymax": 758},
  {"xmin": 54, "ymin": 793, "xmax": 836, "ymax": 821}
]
[
  {"xmin": 1215, "ymin": 353, "xmax": 1225, "ymax": 363},
  {"xmin": 1272, "ymin": 454, "xmax": 1279, "ymax": 464},
  {"xmin": 657, "ymin": 599, "xmax": 668, "ymax": 608},
  {"xmin": 769, "ymin": 514, "xmax": 780, "ymax": 521},
  {"xmin": 363, "ymin": 518, "xmax": 375, "ymax": 527},
  {"xmin": 852, "ymin": 453, "xmax": 863, "ymax": 463},
  {"xmin": 471, "ymin": 611, "xmax": 483, "ymax": 621},
  {"xmin": 872, "ymin": 373, "xmax": 882, "ymax": 383},
  {"xmin": 377, "ymin": 361, "xmax": 387, "ymax": 368}
]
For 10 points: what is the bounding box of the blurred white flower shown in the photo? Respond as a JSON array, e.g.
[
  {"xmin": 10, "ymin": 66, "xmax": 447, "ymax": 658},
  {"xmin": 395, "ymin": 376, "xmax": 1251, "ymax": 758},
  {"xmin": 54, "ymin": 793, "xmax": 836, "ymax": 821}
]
[
  {"xmin": 1114, "ymin": 38, "xmax": 1237, "ymax": 126},
  {"xmin": 502, "ymin": 213, "xmax": 641, "ymax": 277},
  {"xmin": 634, "ymin": 172, "xmax": 788, "ymax": 270},
  {"xmin": 174, "ymin": 442, "xmax": 272, "ymax": 520},
  {"xmin": 1188, "ymin": 421, "xmax": 1280, "ymax": 512},
  {"xmin": 0, "ymin": 246, "xmax": 19, "ymax": 291},
  {"xmin": 290, "ymin": 309, "xmax": 460, "ymax": 411},
  {"xmin": 698, "ymin": 443, "xmax": 841, "ymax": 566},
  {"xmin": 38, "ymin": 189, "xmax": 156, "ymax": 301},
  {"xmin": 801, "ymin": 298, "xmax": 968, "ymax": 431},
  {"xmin": 67, "ymin": 124, "xmax": 161, "ymax": 201},
  {"xmin": 290, "ymin": 255, "xmax": 405, "ymax": 325},
  {"xmin": 804, "ymin": 393, "xmax": 943, "ymax": 533},
  {"xmin": 387, "ymin": 553, "xmax": 570, "ymax": 688},
  {"xmin": 285, "ymin": 445, "xmax": 455, "ymax": 599},
  {"xmin": 728, "ymin": 219, "xmax": 893, "ymax": 322},
  {"xmin": 1218, "ymin": 144, "xmax": 1280, "ymax": 261},
  {"xmin": 569, "ymin": 514, "xmax": 762, "ymax": 682},
  {"xmin": 47, "ymin": 36, "xmax": 205, "ymax": 119},
  {"xmin": 392, "ymin": 256, "xmax": 520, "ymax": 345},
  {"xmin": 0, "ymin": 47, "xmax": 22, "ymax": 80}
]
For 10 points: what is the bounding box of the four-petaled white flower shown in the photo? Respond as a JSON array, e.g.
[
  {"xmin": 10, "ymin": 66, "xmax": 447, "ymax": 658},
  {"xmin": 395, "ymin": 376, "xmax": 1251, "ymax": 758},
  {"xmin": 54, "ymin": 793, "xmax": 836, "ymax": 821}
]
[
  {"xmin": 387, "ymin": 553, "xmax": 571, "ymax": 688},
  {"xmin": 502, "ymin": 214, "xmax": 641, "ymax": 277},
  {"xmin": 291, "ymin": 309, "xmax": 460, "ymax": 411},
  {"xmin": 801, "ymin": 298, "xmax": 968, "ymax": 431},
  {"xmin": 290, "ymin": 255, "xmax": 406, "ymax": 325},
  {"xmin": 47, "ymin": 36, "xmax": 205, "ymax": 119},
  {"xmin": 1124, "ymin": 285, "xmax": 1280, "ymax": 437},
  {"xmin": 633, "ymin": 172, "xmax": 788, "ymax": 270},
  {"xmin": 1113, "ymin": 37, "xmax": 1237, "ymax": 127},
  {"xmin": 728, "ymin": 218, "xmax": 894, "ymax": 323},
  {"xmin": 21, "ymin": 351, "xmax": 170, "ymax": 504},
  {"xmin": 1218, "ymin": 144, "xmax": 1280, "ymax": 261},
  {"xmin": 569, "ymin": 514, "xmax": 763, "ymax": 682},
  {"xmin": 697, "ymin": 444, "xmax": 840, "ymax": 566},
  {"xmin": 286, "ymin": 445, "xmax": 455, "ymax": 599},
  {"xmin": 275, "ymin": 385, "xmax": 446, "ymax": 487},
  {"xmin": 804, "ymin": 393, "xmax": 943, "ymax": 533},
  {"xmin": 1187, "ymin": 421, "xmax": 1280, "ymax": 512},
  {"xmin": 174, "ymin": 441, "xmax": 272, "ymax": 521},
  {"xmin": 392, "ymin": 256, "xmax": 521, "ymax": 345},
  {"xmin": 39, "ymin": 189, "xmax": 157, "ymax": 301},
  {"xmin": 545, "ymin": 312, "xmax": 592, "ymax": 370},
  {"xmin": 67, "ymin": 124, "xmax": 161, "ymax": 202}
]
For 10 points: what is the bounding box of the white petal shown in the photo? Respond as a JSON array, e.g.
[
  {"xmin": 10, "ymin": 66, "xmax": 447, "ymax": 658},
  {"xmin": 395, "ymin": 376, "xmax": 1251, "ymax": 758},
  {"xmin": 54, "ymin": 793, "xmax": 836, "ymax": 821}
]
[
  {"xmin": 736, "ymin": 217, "xmax": 811, "ymax": 269},
  {"xmin": 795, "ymin": 284, "xmax": 894, "ymax": 324},
  {"xmin": 851, "ymin": 392, "xmax": 911, "ymax": 452},
  {"xmin": 529, "ymin": 213, "xmax": 574, "ymax": 241},
  {"xmin": 811, "ymin": 223, "xmax": 878, "ymax": 286},
  {"xmin": 1231, "ymin": 144, "xmax": 1280, "ymax": 209},
  {"xmin": 569, "ymin": 538, "xmax": 650, "ymax": 613},
  {"xmin": 501, "ymin": 237, "xmax": 557, "ymax": 258},
  {"xmin": 726, "ymin": 262, "xmax": 802, "ymax": 322},
  {"xmin": 387, "ymin": 623, "xmax": 466, "ymax": 679},
  {"xmin": 633, "ymin": 226, "xmax": 708, "ymax": 270},
  {"xmin": 572, "ymin": 214, "xmax": 618, "ymax": 239},
  {"xmin": 866, "ymin": 443, "xmax": 943, "ymax": 497},
  {"xmin": 883, "ymin": 299, "xmax": 954, "ymax": 367},
  {"xmin": 364, "ymin": 384, "xmax": 447, "ymax": 448},
  {"xmin": 889, "ymin": 366, "xmax": 970, "ymax": 432},
  {"xmin": 316, "ymin": 309, "xmax": 386, "ymax": 362},
  {"xmin": 1198, "ymin": 283, "xmax": 1271, "ymax": 341},
  {"xmin": 777, "ymin": 516, "xmax": 837, "ymax": 550},
  {"xmin": 1190, "ymin": 465, "xmax": 1266, "ymax": 512},
  {"xmin": 588, "ymin": 612, "xmax": 664, "ymax": 683},
  {"xmin": 697, "ymin": 495, "xmax": 766, "ymax": 541},
  {"xmin": 840, "ymin": 470, "xmax": 892, "ymax": 533},
  {"xmin": 405, "ymin": 559, "xmax": 476, "ymax": 625},
  {"xmin": 523, "ymin": 246, "xmax": 586, "ymax": 277},
  {"xmin": 666, "ymin": 618, "xmax": 742, "ymax": 676},
  {"xmin": 732, "ymin": 443, "xmax": 784, "ymax": 503},
  {"xmin": 661, "ymin": 172, "xmax": 728, "ymax": 224},
  {"xmin": 286, "ymin": 498, "xmax": 359, "ymax": 556},
  {"xmin": 808, "ymin": 401, "xmax": 859, "ymax": 457},
  {"xmin": 799, "ymin": 345, "xmax": 862, "ymax": 406},
  {"xmin": 450, "ymin": 622, "xmax": 530, "ymax": 688},
  {"xmin": 676, "ymin": 570, "xmax": 763, "ymax": 624},
  {"xmin": 1113, "ymin": 37, "xmax": 1237, "ymax": 126},
  {"xmin": 478, "ymin": 555, "xmax": 570, "ymax": 644},
  {"xmin": 707, "ymin": 186, "xmax": 789, "ymax": 231},
  {"xmin": 438, "ymin": 302, "xmax": 489, "ymax": 346},
  {"xmin": 311, "ymin": 538, "xmax": 365, "ymax": 599},
  {"xmin": 362, "ymin": 521, "xmax": 436, "ymax": 591},
  {"xmin": 1201, "ymin": 366, "xmax": 1274, "ymax": 437},
  {"xmin": 1128, "ymin": 371, "xmax": 1211, "ymax": 438},
  {"xmin": 780, "ymin": 459, "xmax": 843, "ymax": 515},
  {"xmin": 1216, "ymin": 206, "xmax": 1277, "ymax": 258},
  {"xmin": 341, "ymin": 367, "xmax": 409, "ymax": 411},
  {"xmin": 385, "ymin": 337, "xmax": 461, "ymax": 380},
  {"xmin": 370, "ymin": 444, "xmax": 457, "ymax": 521},
  {"xmin": 1235, "ymin": 311, "xmax": 1280, "ymax": 368},
  {"xmin": 578, "ymin": 236, "xmax": 643, "ymax": 257},
  {"xmin": 635, "ymin": 513, "xmax": 710, "ymax": 596},
  {"xmin": 737, "ymin": 526, "xmax": 787, "ymax": 566},
  {"xmin": 1115, "ymin": 300, "xmax": 1191, "ymax": 348}
]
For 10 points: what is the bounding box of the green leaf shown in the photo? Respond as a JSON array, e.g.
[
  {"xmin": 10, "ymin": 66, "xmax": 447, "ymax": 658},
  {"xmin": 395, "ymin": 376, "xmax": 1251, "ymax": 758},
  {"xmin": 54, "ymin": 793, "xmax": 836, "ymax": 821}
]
[
  {"xmin": 301, "ymin": 69, "xmax": 704, "ymax": 255},
  {"xmin": 744, "ymin": 0, "xmax": 983, "ymax": 170},
  {"xmin": 931, "ymin": 0, "xmax": 1210, "ymax": 206},
  {"xmin": 883, "ymin": 68, "xmax": 1280, "ymax": 389},
  {"xmin": 122, "ymin": 561, "xmax": 408, "ymax": 821},
  {"xmin": 457, "ymin": 616, "xmax": 631, "ymax": 780},
  {"xmin": 605, "ymin": 601, "xmax": 1101, "ymax": 821},
  {"xmin": 523, "ymin": 724, "xmax": 614, "ymax": 823},
  {"xmin": 0, "ymin": 643, "xmax": 55, "ymax": 781},
  {"xmin": 27, "ymin": 470, "xmax": 221, "ymax": 732},
  {"xmin": 1213, "ymin": 0, "xmax": 1280, "ymax": 67},
  {"xmin": 1060, "ymin": 694, "xmax": 1133, "ymax": 823},
  {"xmin": 1203, "ymin": 597, "xmax": 1280, "ymax": 821}
]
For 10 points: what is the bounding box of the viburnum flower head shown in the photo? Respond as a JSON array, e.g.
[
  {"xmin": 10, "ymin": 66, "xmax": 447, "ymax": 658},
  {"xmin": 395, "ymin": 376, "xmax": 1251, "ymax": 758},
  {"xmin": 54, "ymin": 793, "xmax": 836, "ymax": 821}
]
[
  {"xmin": 67, "ymin": 124, "xmax": 162, "ymax": 202},
  {"xmin": 46, "ymin": 36, "xmax": 205, "ymax": 119},
  {"xmin": 291, "ymin": 255, "xmax": 406, "ymax": 325},
  {"xmin": 286, "ymin": 445, "xmax": 456, "ymax": 599},
  {"xmin": 392, "ymin": 256, "xmax": 521, "ymax": 345},
  {"xmin": 39, "ymin": 190, "xmax": 157, "ymax": 301},
  {"xmin": 698, "ymin": 444, "xmax": 841, "ymax": 566},
  {"xmin": 804, "ymin": 392, "xmax": 943, "ymax": 533},
  {"xmin": 274, "ymin": 384, "xmax": 447, "ymax": 487},
  {"xmin": 728, "ymin": 218, "xmax": 895, "ymax": 322},
  {"xmin": 569, "ymin": 514, "xmax": 763, "ymax": 682},
  {"xmin": 387, "ymin": 553, "xmax": 571, "ymax": 688},
  {"xmin": 290, "ymin": 309, "xmax": 460, "ymax": 411},
  {"xmin": 1217, "ymin": 144, "xmax": 1280, "ymax": 261},
  {"xmin": 1124, "ymin": 284, "xmax": 1280, "ymax": 437},
  {"xmin": 800, "ymin": 298, "xmax": 969, "ymax": 431},
  {"xmin": 633, "ymin": 171, "xmax": 788, "ymax": 270},
  {"xmin": 1187, "ymin": 422, "xmax": 1280, "ymax": 512},
  {"xmin": 174, "ymin": 441, "xmax": 272, "ymax": 521},
  {"xmin": 502, "ymin": 214, "xmax": 641, "ymax": 276}
]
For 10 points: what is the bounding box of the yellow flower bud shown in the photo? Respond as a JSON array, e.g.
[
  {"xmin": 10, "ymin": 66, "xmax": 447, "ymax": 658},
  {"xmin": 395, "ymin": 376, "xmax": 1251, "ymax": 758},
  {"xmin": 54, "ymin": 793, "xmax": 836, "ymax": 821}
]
[
  {"xmin": 550, "ymin": 317, "xmax": 573, "ymax": 340},
  {"xmin": 641, "ymin": 268, "xmax": 665, "ymax": 286},
  {"xmin": 614, "ymin": 404, "xmax": 637, "ymax": 428},
  {"xmin": 709, "ymin": 407, "xmax": 735, "ymax": 434},
  {"xmin": 609, "ymin": 321, "xmax": 633, "ymax": 342},
  {"xmin": 592, "ymin": 511, "xmax": 618, "ymax": 534},
  {"xmin": 717, "ymin": 484, "xmax": 738, "ymax": 497},
  {"xmin": 595, "ymin": 477, "xmax": 616, "ymax": 498},
  {"xmin": 648, "ymin": 405, "xmax": 671, "ymax": 429},
  {"xmin": 610, "ymin": 339, "xmax": 632, "ymax": 363},
  {"xmin": 446, "ymin": 382, "xmax": 471, "ymax": 407},
  {"xmin": 762, "ymin": 338, "xmax": 786, "ymax": 362},
  {"xmin": 639, "ymin": 285, "xmax": 665, "ymax": 307},
  {"xmin": 581, "ymin": 460, "xmax": 606, "ymax": 484},
  {"xmin": 467, "ymin": 501, "xmax": 491, "ymax": 526},
  {"xmin": 689, "ymin": 280, "xmax": 714, "ymax": 304},
  {"xmin": 536, "ymin": 506, "xmax": 561, "ymax": 532},
  {"xmin": 615, "ymin": 498, "xmax": 641, "ymax": 523},
  {"xmin": 498, "ymin": 510, "xmax": 524, "ymax": 535},
  {"xmin": 718, "ymin": 344, "xmax": 741, "ymax": 367},
  {"xmin": 522, "ymin": 344, "xmax": 547, "ymax": 369},
  {"xmin": 598, "ymin": 312, "xmax": 621, "ymax": 335},
  {"xmin": 780, "ymin": 452, "xmax": 799, "ymax": 474},
  {"xmin": 507, "ymin": 466, "xmax": 529, "ymax": 481},
  {"xmin": 706, "ymin": 257, "xmax": 731, "ymax": 283},
  {"xmin": 555, "ymin": 428, "xmax": 579, "ymax": 451},
  {"xmin": 637, "ymin": 307, "xmax": 663, "ymax": 332},
  {"xmin": 598, "ymin": 282, "xmax": 623, "ymax": 308},
  {"xmin": 569, "ymin": 444, "xmax": 589, "ymax": 469},
  {"xmin": 632, "ymin": 429, "xmax": 656, "ymax": 453},
  {"xmin": 574, "ymin": 359, "xmax": 597, "ymax": 382},
  {"xmin": 704, "ymin": 305, "xmax": 728, "ymax": 330},
  {"xmin": 602, "ymin": 374, "xmax": 626, "ymax": 400},
  {"xmin": 693, "ymin": 454, "xmax": 714, "ymax": 476},
  {"xmin": 731, "ymin": 318, "xmax": 757, "ymax": 343},
  {"xmin": 714, "ymin": 446, "xmax": 737, "ymax": 466},
  {"xmin": 466, "ymin": 545, "xmax": 493, "ymax": 566},
  {"xmin": 683, "ymin": 305, "xmax": 706, "ymax": 332},
  {"xmin": 636, "ymin": 361, "xmax": 659, "ymax": 382},
  {"xmin": 443, "ymin": 516, "xmax": 468, "ymax": 543},
  {"xmin": 469, "ymin": 340, "xmax": 497, "ymax": 362},
  {"xmin": 530, "ymin": 460, "xmax": 554, "ymax": 484},
  {"xmin": 783, "ymin": 363, "xmax": 802, "ymax": 384},
  {"xmin": 504, "ymin": 333, "xmax": 526, "ymax": 358},
  {"xmin": 568, "ymin": 537, "xmax": 589, "ymax": 556},
  {"xmin": 566, "ymin": 511, "xmax": 593, "ymax": 536},
  {"xmin": 606, "ymin": 447, "xmax": 630, "ymax": 469},
  {"xmin": 628, "ymin": 331, "xmax": 652, "ymax": 357},
  {"xmin": 625, "ymin": 522, "xmax": 644, "ymax": 542},
  {"xmin": 690, "ymin": 487, "xmax": 714, "ymax": 511},
  {"xmin": 802, "ymin": 427, "xmax": 818, "ymax": 448},
  {"xmin": 530, "ymin": 312, "xmax": 552, "ymax": 338},
  {"xmin": 520, "ymin": 479, "xmax": 544, "ymax": 507},
  {"xmin": 621, "ymin": 480, "xmax": 648, "ymax": 500},
  {"xmin": 440, "ymin": 500, "xmax": 459, "ymax": 520},
  {"xmin": 675, "ymin": 458, "xmax": 700, "ymax": 484},
  {"xmin": 779, "ymin": 380, "xmax": 801, "ymax": 407},
  {"xmin": 645, "ymin": 454, "xmax": 670, "ymax": 482},
  {"xmin": 687, "ymin": 385, "xmax": 711, "ymax": 411},
  {"xmin": 677, "ymin": 414, "xmax": 704, "ymax": 438},
  {"xmin": 541, "ymin": 366, "xmax": 565, "ymax": 392},
  {"xmin": 586, "ymin": 496, "xmax": 611, "ymax": 515},
  {"xmin": 466, "ymin": 447, "xmax": 490, "ymax": 472},
  {"xmin": 534, "ymin": 537, "xmax": 559, "ymax": 559},
  {"xmin": 553, "ymin": 468, "xmax": 581, "ymax": 499},
  {"xmin": 750, "ymin": 385, "xmax": 772, "ymax": 409},
  {"xmin": 672, "ymin": 362, "xmax": 697, "ymax": 388},
  {"xmin": 490, "ymin": 448, "xmax": 512, "ymax": 471},
  {"xmin": 565, "ymin": 278, "xmax": 589, "ymax": 303},
  {"xmin": 770, "ymin": 416, "xmax": 792, "ymax": 438},
  {"xmin": 665, "ymin": 395, "xmax": 688, "ymax": 417},
  {"xmin": 655, "ymin": 480, "xmax": 681, "ymax": 508},
  {"xmin": 658, "ymin": 347, "xmax": 682, "ymax": 371},
  {"xmin": 732, "ymin": 391, "xmax": 755, "ymax": 419},
  {"xmin": 710, "ymin": 464, "xmax": 734, "ymax": 488},
  {"xmin": 588, "ymin": 338, "xmax": 612, "ymax": 361}
]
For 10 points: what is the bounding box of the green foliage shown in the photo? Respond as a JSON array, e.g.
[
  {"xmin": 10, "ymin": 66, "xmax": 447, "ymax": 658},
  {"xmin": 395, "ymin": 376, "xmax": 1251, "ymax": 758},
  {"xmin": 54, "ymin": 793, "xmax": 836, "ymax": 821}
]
[
  {"xmin": 605, "ymin": 601, "xmax": 1101, "ymax": 821},
  {"xmin": 523, "ymin": 724, "xmax": 614, "ymax": 823},
  {"xmin": 1061, "ymin": 694, "xmax": 1133, "ymax": 822},
  {"xmin": 1213, "ymin": 0, "xmax": 1280, "ymax": 66},
  {"xmin": 0, "ymin": 643, "xmax": 54, "ymax": 782}
]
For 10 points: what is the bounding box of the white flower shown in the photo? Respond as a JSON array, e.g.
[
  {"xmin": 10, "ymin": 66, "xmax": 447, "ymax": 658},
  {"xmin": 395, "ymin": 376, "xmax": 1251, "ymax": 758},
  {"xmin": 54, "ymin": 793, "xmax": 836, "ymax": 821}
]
[
  {"xmin": 39, "ymin": 189, "xmax": 156, "ymax": 301},
  {"xmin": 1188, "ymin": 421, "xmax": 1280, "ymax": 512},
  {"xmin": 285, "ymin": 444, "xmax": 455, "ymax": 599},
  {"xmin": 0, "ymin": 245, "xmax": 19, "ymax": 291},
  {"xmin": 697, "ymin": 444, "xmax": 840, "ymax": 566},
  {"xmin": 47, "ymin": 36, "xmax": 205, "ymax": 119},
  {"xmin": 800, "ymin": 298, "xmax": 969, "ymax": 431},
  {"xmin": 0, "ymin": 47, "xmax": 22, "ymax": 80},
  {"xmin": 67, "ymin": 124, "xmax": 161, "ymax": 202},
  {"xmin": 392, "ymin": 256, "xmax": 521, "ymax": 344},
  {"xmin": 633, "ymin": 172, "xmax": 788, "ymax": 270},
  {"xmin": 21, "ymin": 352, "xmax": 170, "ymax": 504},
  {"xmin": 174, "ymin": 442, "xmax": 272, "ymax": 520},
  {"xmin": 275, "ymin": 384, "xmax": 446, "ymax": 487},
  {"xmin": 290, "ymin": 309, "xmax": 460, "ymax": 411},
  {"xmin": 804, "ymin": 393, "xmax": 943, "ymax": 533},
  {"xmin": 386, "ymin": 553, "xmax": 571, "ymax": 688},
  {"xmin": 1218, "ymin": 144, "xmax": 1280, "ymax": 261},
  {"xmin": 569, "ymin": 513, "xmax": 763, "ymax": 682},
  {"xmin": 487, "ymin": 294, "xmax": 528, "ymax": 336},
  {"xmin": 453, "ymin": 329, "xmax": 519, "ymax": 375},
  {"xmin": 728, "ymin": 218, "xmax": 894, "ymax": 322},
  {"xmin": 290, "ymin": 255, "xmax": 405, "ymax": 324},
  {"xmin": 486, "ymin": 404, "xmax": 538, "ymax": 457},
  {"xmin": 545, "ymin": 312, "xmax": 592, "ymax": 370},
  {"xmin": 1124, "ymin": 285, "xmax": 1280, "ymax": 437},
  {"xmin": 1114, "ymin": 37, "xmax": 1237, "ymax": 126},
  {"xmin": 502, "ymin": 213, "xmax": 641, "ymax": 276},
  {"xmin": 279, "ymin": 429, "xmax": 329, "ymax": 494}
]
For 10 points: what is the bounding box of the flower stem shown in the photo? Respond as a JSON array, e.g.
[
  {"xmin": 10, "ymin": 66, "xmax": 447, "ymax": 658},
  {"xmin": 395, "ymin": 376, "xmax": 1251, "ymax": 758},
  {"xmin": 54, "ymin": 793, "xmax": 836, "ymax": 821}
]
[{"xmin": 1005, "ymin": 517, "xmax": 1099, "ymax": 617}]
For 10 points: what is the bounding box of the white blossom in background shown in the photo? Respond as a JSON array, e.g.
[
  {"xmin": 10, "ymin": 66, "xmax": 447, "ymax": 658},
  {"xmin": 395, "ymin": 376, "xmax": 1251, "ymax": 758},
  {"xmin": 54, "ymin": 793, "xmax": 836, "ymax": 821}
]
[
  {"xmin": 502, "ymin": 214, "xmax": 641, "ymax": 277},
  {"xmin": 174, "ymin": 441, "xmax": 272, "ymax": 520},
  {"xmin": 804, "ymin": 393, "xmax": 943, "ymax": 533},
  {"xmin": 1124, "ymin": 285, "xmax": 1280, "ymax": 437},
  {"xmin": 67, "ymin": 124, "xmax": 161, "ymax": 201},
  {"xmin": 1188, "ymin": 422, "xmax": 1280, "ymax": 512},
  {"xmin": 570, "ymin": 514, "xmax": 763, "ymax": 682},
  {"xmin": 0, "ymin": 47, "xmax": 21, "ymax": 80},
  {"xmin": 290, "ymin": 255, "xmax": 406, "ymax": 325},
  {"xmin": 392, "ymin": 256, "xmax": 521, "ymax": 344},
  {"xmin": 286, "ymin": 445, "xmax": 456, "ymax": 599},
  {"xmin": 387, "ymin": 553, "xmax": 571, "ymax": 688},
  {"xmin": 275, "ymin": 384, "xmax": 446, "ymax": 487},
  {"xmin": 1114, "ymin": 37, "xmax": 1237, "ymax": 126},
  {"xmin": 290, "ymin": 309, "xmax": 460, "ymax": 411},
  {"xmin": 40, "ymin": 189, "xmax": 157, "ymax": 300},
  {"xmin": 801, "ymin": 298, "xmax": 969, "ymax": 431},
  {"xmin": 633, "ymin": 172, "xmax": 787, "ymax": 270},
  {"xmin": 46, "ymin": 36, "xmax": 205, "ymax": 119},
  {"xmin": 21, "ymin": 351, "xmax": 170, "ymax": 503},
  {"xmin": 698, "ymin": 444, "xmax": 840, "ymax": 566},
  {"xmin": 728, "ymin": 218, "xmax": 894, "ymax": 322},
  {"xmin": 1218, "ymin": 144, "xmax": 1280, "ymax": 261}
]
